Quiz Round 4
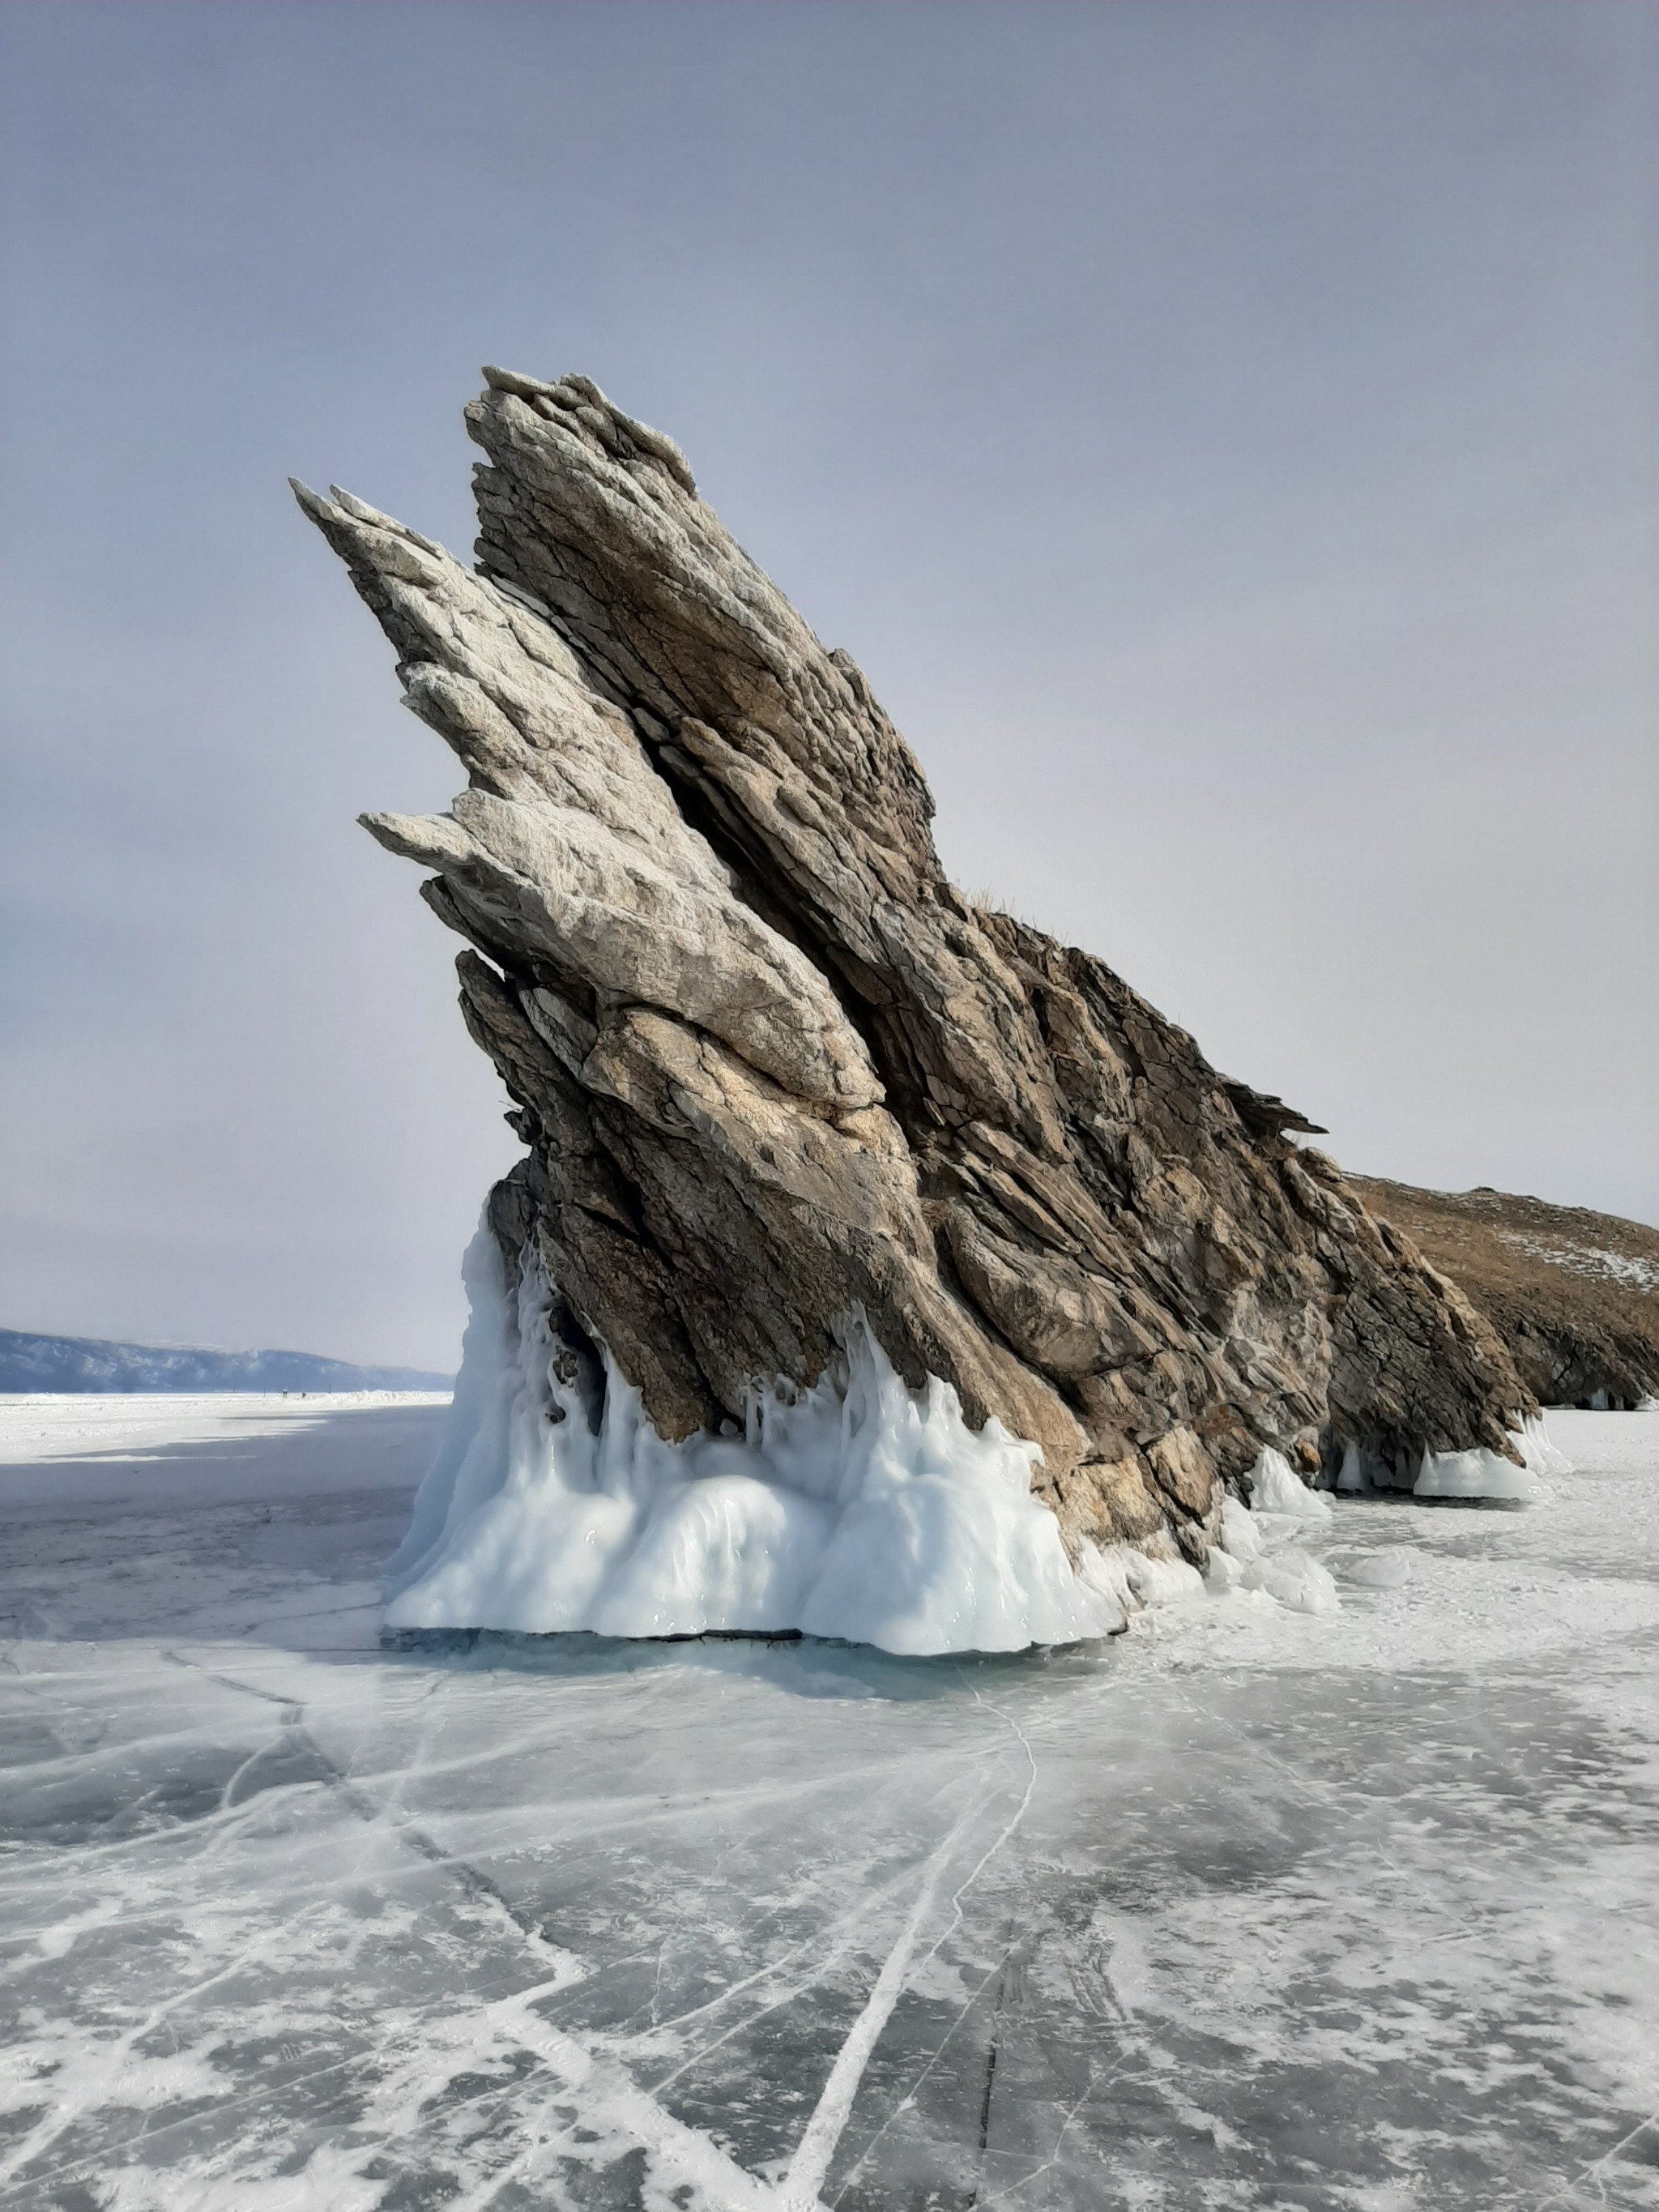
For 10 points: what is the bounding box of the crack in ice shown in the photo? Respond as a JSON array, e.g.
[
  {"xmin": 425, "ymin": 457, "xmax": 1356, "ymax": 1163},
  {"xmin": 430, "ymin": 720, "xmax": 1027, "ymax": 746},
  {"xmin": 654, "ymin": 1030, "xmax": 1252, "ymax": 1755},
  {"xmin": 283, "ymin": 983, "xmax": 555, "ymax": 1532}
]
[{"xmin": 788, "ymin": 1689, "xmax": 1038, "ymax": 2203}]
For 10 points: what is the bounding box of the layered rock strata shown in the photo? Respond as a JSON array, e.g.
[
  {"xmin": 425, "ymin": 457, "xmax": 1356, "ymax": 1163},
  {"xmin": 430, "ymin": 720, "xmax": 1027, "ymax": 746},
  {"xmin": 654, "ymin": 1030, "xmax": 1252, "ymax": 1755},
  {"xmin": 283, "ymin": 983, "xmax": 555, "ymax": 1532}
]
[
  {"xmin": 1350, "ymin": 1179, "xmax": 1659, "ymax": 1411},
  {"xmin": 297, "ymin": 367, "xmax": 1537, "ymax": 1578}
]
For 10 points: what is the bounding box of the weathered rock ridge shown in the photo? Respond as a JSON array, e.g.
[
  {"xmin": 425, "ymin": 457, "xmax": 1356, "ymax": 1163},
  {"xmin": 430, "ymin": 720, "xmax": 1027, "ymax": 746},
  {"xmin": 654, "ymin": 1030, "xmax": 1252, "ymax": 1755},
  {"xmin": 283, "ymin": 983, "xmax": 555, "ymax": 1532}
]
[
  {"xmin": 1350, "ymin": 1178, "xmax": 1659, "ymax": 1411},
  {"xmin": 297, "ymin": 367, "xmax": 1535, "ymax": 1566}
]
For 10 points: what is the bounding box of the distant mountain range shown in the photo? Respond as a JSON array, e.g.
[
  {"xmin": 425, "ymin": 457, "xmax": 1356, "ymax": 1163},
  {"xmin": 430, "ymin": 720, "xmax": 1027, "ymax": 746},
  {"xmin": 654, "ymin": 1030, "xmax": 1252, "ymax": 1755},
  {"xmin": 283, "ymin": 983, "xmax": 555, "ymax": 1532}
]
[{"xmin": 0, "ymin": 1328, "xmax": 452, "ymax": 1395}]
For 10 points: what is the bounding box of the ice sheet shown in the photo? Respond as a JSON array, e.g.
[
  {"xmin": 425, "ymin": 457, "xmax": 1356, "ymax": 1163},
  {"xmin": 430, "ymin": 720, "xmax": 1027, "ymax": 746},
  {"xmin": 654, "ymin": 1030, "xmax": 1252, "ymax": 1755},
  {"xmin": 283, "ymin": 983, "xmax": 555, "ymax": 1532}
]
[{"xmin": 2, "ymin": 1403, "xmax": 1657, "ymax": 2209}]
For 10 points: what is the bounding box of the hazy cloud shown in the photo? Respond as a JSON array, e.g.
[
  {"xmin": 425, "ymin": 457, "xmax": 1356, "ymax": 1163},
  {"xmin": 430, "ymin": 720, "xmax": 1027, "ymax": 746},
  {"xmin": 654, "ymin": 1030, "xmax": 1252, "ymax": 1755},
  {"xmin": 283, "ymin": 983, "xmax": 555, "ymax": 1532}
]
[{"xmin": 2, "ymin": 1, "xmax": 1653, "ymax": 1369}]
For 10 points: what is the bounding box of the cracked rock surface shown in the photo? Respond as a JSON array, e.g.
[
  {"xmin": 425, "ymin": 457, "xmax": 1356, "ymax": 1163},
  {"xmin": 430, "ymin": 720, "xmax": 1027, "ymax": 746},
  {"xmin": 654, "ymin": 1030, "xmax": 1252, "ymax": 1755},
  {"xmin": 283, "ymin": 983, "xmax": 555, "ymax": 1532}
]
[{"xmin": 298, "ymin": 368, "xmax": 1535, "ymax": 1563}]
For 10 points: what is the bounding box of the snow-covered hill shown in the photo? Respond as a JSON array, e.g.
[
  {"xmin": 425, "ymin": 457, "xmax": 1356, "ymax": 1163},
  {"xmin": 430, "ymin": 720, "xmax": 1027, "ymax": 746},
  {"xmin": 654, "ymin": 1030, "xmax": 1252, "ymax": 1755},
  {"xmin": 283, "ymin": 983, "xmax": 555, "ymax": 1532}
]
[{"xmin": 0, "ymin": 1327, "xmax": 450, "ymax": 1395}]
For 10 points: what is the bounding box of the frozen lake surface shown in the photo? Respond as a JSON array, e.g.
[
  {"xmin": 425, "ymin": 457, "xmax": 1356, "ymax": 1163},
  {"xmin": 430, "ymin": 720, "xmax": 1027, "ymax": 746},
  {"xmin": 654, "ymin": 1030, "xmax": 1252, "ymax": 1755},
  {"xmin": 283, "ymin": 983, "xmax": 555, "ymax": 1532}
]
[{"xmin": 2, "ymin": 1395, "xmax": 1657, "ymax": 2210}]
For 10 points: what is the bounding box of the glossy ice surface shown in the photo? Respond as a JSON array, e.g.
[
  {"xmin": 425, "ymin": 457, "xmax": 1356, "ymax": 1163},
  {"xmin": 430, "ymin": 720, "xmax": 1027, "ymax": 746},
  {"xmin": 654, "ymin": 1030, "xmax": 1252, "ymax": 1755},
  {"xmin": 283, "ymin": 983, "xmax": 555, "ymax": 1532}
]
[{"xmin": 2, "ymin": 1396, "xmax": 1657, "ymax": 2210}]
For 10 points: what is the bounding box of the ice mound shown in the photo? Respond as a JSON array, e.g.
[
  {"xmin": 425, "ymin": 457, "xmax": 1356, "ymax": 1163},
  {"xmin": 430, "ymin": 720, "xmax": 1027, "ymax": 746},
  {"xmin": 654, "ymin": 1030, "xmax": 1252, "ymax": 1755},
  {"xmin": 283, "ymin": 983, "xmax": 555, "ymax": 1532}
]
[
  {"xmin": 1344, "ymin": 1548, "xmax": 1414, "ymax": 1590},
  {"xmin": 1205, "ymin": 1548, "xmax": 1246, "ymax": 1592},
  {"xmin": 1210, "ymin": 1458, "xmax": 1339, "ymax": 1613},
  {"xmin": 1320, "ymin": 1415, "xmax": 1569, "ymax": 1500},
  {"xmin": 1069, "ymin": 1541, "xmax": 1205, "ymax": 1621},
  {"xmin": 1414, "ymin": 1414, "xmax": 1569, "ymax": 1500},
  {"xmin": 1218, "ymin": 1493, "xmax": 1264, "ymax": 1559},
  {"xmin": 1516, "ymin": 1412, "xmax": 1574, "ymax": 1475},
  {"xmin": 1239, "ymin": 1548, "xmax": 1340, "ymax": 1614},
  {"xmin": 1247, "ymin": 1446, "xmax": 1334, "ymax": 1522},
  {"xmin": 1413, "ymin": 1446, "xmax": 1540, "ymax": 1501},
  {"xmin": 383, "ymin": 1229, "xmax": 1124, "ymax": 1656}
]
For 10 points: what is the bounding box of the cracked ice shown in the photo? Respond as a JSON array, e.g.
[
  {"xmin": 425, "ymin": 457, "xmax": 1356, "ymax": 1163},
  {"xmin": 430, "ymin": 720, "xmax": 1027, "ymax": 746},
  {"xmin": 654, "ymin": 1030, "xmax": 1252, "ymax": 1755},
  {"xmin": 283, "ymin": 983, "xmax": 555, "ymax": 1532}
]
[{"xmin": 2, "ymin": 1394, "xmax": 1659, "ymax": 2208}]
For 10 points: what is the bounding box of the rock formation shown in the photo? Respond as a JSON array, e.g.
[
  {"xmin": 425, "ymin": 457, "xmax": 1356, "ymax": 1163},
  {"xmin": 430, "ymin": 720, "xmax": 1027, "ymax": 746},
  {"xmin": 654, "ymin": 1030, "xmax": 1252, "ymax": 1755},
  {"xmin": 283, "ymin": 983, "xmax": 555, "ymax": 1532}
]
[
  {"xmin": 296, "ymin": 366, "xmax": 1538, "ymax": 1595},
  {"xmin": 1350, "ymin": 1179, "xmax": 1659, "ymax": 1411}
]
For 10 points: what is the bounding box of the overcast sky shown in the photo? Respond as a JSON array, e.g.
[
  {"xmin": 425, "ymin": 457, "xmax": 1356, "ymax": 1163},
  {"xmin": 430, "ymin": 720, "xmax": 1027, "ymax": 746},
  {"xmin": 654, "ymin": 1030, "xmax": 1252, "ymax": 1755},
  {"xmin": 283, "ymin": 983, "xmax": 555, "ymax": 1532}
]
[{"xmin": 2, "ymin": 1, "xmax": 1653, "ymax": 1372}]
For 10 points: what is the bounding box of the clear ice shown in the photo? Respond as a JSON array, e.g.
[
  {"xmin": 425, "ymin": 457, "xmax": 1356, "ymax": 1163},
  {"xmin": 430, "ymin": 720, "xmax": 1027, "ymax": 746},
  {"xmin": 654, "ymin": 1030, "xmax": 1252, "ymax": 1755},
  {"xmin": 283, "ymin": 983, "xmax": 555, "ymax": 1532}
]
[{"xmin": 2, "ymin": 1394, "xmax": 1658, "ymax": 2208}]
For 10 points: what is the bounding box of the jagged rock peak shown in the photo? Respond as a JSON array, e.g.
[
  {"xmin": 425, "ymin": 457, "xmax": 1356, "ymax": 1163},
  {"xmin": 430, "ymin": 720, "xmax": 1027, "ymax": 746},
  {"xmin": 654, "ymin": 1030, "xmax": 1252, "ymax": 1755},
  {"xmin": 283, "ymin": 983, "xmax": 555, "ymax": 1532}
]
[{"xmin": 298, "ymin": 367, "xmax": 1536, "ymax": 1570}]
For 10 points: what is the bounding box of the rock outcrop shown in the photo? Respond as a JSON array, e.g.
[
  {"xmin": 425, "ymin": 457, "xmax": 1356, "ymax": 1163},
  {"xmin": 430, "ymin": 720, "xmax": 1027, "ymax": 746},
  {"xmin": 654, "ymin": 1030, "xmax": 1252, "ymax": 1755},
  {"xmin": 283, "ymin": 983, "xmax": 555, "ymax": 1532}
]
[
  {"xmin": 297, "ymin": 367, "xmax": 1537, "ymax": 1577},
  {"xmin": 1350, "ymin": 1179, "xmax": 1659, "ymax": 1411}
]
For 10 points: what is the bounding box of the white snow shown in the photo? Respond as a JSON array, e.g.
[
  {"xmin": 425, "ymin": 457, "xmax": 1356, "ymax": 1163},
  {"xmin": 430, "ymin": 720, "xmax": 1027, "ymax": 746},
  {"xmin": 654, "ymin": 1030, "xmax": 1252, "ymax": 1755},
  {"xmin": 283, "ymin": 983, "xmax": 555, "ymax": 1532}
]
[
  {"xmin": 1495, "ymin": 1228, "xmax": 1659, "ymax": 1292},
  {"xmin": 382, "ymin": 1229, "xmax": 1123, "ymax": 1655},
  {"xmin": 1204, "ymin": 1546, "xmax": 1246, "ymax": 1592},
  {"xmin": 1308, "ymin": 1414, "xmax": 1572, "ymax": 1502},
  {"xmin": 0, "ymin": 1388, "xmax": 450, "ymax": 1507},
  {"xmin": 1116, "ymin": 1547, "xmax": 1206, "ymax": 1608},
  {"xmin": 1215, "ymin": 1463, "xmax": 1338, "ymax": 1612}
]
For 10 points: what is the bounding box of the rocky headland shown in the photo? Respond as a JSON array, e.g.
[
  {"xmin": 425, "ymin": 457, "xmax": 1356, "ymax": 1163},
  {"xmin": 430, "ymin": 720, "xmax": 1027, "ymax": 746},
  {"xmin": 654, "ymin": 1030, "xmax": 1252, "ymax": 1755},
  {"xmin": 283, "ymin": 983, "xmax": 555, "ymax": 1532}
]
[
  {"xmin": 296, "ymin": 369, "xmax": 1549, "ymax": 1646},
  {"xmin": 1350, "ymin": 1179, "xmax": 1659, "ymax": 1411}
]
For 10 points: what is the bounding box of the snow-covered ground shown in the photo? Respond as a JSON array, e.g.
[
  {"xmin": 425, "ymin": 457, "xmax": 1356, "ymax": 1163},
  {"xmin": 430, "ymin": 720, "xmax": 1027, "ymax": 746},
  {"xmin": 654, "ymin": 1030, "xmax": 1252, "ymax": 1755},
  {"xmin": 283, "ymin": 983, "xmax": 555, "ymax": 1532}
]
[
  {"xmin": 1495, "ymin": 1231, "xmax": 1659, "ymax": 1294},
  {"xmin": 2, "ymin": 1396, "xmax": 1657, "ymax": 2210}
]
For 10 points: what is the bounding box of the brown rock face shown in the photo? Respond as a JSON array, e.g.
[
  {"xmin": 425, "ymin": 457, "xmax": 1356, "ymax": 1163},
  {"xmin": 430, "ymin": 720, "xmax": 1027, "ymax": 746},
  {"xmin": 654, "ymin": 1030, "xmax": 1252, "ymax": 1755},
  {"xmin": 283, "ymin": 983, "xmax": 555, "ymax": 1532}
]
[
  {"xmin": 1350, "ymin": 1178, "xmax": 1659, "ymax": 1411},
  {"xmin": 297, "ymin": 368, "xmax": 1536, "ymax": 1564}
]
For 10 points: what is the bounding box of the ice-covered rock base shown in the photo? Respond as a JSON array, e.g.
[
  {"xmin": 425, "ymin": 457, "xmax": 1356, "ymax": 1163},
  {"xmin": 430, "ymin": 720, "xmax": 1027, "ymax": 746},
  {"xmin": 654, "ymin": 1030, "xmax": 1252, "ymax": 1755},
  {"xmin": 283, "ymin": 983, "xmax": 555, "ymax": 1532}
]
[
  {"xmin": 1205, "ymin": 1454, "xmax": 1341, "ymax": 1613},
  {"xmin": 383, "ymin": 1229, "xmax": 1125, "ymax": 1655},
  {"xmin": 1324, "ymin": 1416, "xmax": 1570, "ymax": 1502},
  {"xmin": 384, "ymin": 1230, "xmax": 1562, "ymax": 1652}
]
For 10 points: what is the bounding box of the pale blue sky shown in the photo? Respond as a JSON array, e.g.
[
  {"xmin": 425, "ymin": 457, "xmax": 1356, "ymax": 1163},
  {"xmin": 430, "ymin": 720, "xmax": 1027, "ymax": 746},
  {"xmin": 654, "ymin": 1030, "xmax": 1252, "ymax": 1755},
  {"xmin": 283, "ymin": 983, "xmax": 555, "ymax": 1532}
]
[{"xmin": 2, "ymin": 1, "xmax": 1653, "ymax": 1368}]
